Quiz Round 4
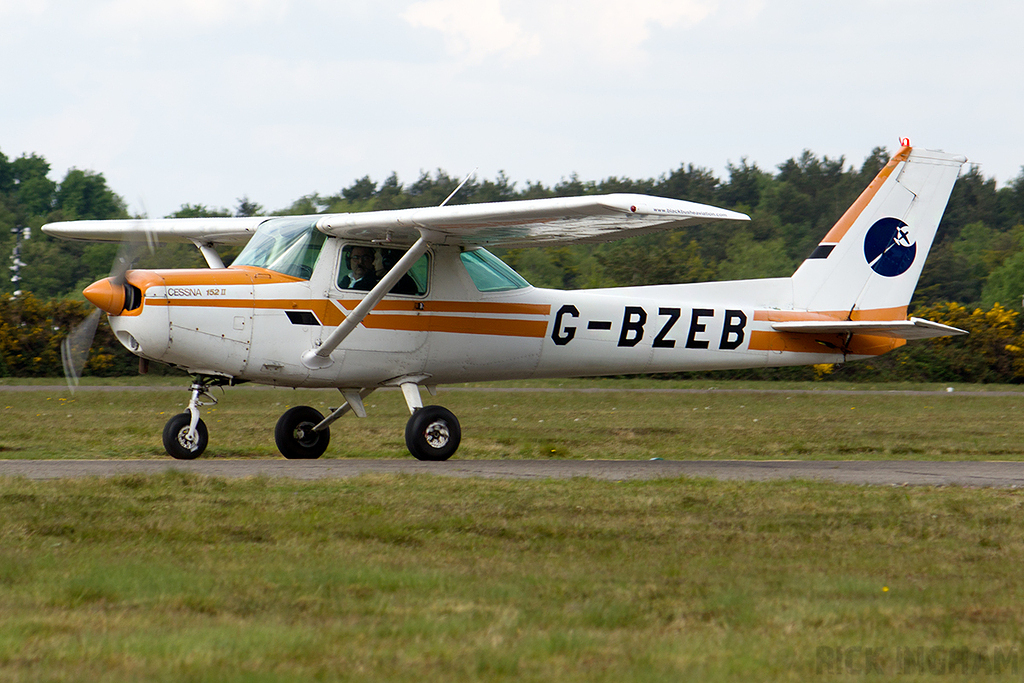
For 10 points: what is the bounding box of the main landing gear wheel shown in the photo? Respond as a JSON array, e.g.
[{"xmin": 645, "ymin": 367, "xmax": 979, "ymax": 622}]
[
  {"xmin": 275, "ymin": 406, "xmax": 330, "ymax": 459},
  {"xmin": 162, "ymin": 413, "xmax": 208, "ymax": 460},
  {"xmin": 405, "ymin": 405, "xmax": 461, "ymax": 461}
]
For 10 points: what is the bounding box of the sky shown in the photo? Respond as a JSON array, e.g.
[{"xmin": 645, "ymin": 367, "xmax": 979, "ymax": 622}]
[{"xmin": 1, "ymin": 0, "xmax": 1021, "ymax": 218}]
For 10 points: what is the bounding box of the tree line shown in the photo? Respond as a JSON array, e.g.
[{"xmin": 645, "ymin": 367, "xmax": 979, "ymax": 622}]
[{"xmin": 2, "ymin": 145, "xmax": 1024, "ymax": 380}]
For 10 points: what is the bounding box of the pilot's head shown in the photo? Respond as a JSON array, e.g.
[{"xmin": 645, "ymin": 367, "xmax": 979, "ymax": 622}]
[{"xmin": 348, "ymin": 246, "xmax": 376, "ymax": 280}]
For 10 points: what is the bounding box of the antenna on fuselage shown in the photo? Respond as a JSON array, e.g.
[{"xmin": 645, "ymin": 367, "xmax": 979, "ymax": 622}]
[{"xmin": 439, "ymin": 168, "xmax": 478, "ymax": 208}]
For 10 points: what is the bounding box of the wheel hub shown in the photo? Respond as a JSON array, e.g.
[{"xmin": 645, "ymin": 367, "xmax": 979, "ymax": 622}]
[
  {"xmin": 176, "ymin": 428, "xmax": 199, "ymax": 451},
  {"xmin": 423, "ymin": 421, "xmax": 450, "ymax": 449},
  {"xmin": 293, "ymin": 422, "xmax": 319, "ymax": 447}
]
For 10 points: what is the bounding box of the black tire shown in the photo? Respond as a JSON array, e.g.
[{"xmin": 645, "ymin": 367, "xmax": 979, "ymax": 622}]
[
  {"xmin": 162, "ymin": 412, "xmax": 208, "ymax": 460},
  {"xmin": 405, "ymin": 405, "xmax": 461, "ymax": 461},
  {"xmin": 275, "ymin": 406, "xmax": 330, "ymax": 459}
]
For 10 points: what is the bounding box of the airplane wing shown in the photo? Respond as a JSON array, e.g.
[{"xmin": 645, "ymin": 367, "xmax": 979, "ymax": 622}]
[
  {"xmin": 771, "ymin": 317, "xmax": 968, "ymax": 340},
  {"xmin": 41, "ymin": 216, "xmax": 267, "ymax": 246},
  {"xmin": 315, "ymin": 193, "xmax": 750, "ymax": 247},
  {"xmin": 43, "ymin": 194, "xmax": 749, "ymax": 249}
]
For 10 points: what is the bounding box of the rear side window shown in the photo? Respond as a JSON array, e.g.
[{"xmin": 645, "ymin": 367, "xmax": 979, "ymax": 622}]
[{"xmin": 459, "ymin": 249, "xmax": 530, "ymax": 292}]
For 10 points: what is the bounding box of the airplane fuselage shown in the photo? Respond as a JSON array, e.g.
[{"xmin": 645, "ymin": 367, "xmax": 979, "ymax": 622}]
[{"xmin": 111, "ymin": 241, "xmax": 899, "ymax": 389}]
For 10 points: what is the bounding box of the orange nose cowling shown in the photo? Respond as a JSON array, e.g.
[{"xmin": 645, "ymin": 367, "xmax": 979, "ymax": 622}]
[{"xmin": 83, "ymin": 278, "xmax": 125, "ymax": 315}]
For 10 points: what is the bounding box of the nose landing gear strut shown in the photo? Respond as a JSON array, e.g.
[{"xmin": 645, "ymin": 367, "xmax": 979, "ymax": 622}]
[{"xmin": 162, "ymin": 376, "xmax": 222, "ymax": 460}]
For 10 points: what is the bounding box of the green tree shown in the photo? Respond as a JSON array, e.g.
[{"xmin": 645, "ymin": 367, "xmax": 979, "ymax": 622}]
[
  {"xmin": 235, "ymin": 196, "xmax": 264, "ymax": 217},
  {"xmin": 342, "ymin": 176, "xmax": 377, "ymax": 202},
  {"xmin": 170, "ymin": 204, "xmax": 230, "ymax": 218},
  {"xmin": 595, "ymin": 235, "xmax": 715, "ymax": 287},
  {"xmin": 719, "ymin": 158, "xmax": 770, "ymax": 210},
  {"xmin": 715, "ymin": 231, "xmax": 795, "ymax": 280},
  {"xmin": 982, "ymin": 250, "xmax": 1024, "ymax": 311},
  {"xmin": 473, "ymin": 171, "xmax": 518, "ymax": 202},
  {"xmin": 55, "ymin": 169, "xmax": 127, "ymax": 221},
  {"xmin": 12, "ymin": 154, "xmax": 56, "ymax": 217},
  {"xmin": 654, "ymin": 164, "xmax": 719, "ymax": 203}
]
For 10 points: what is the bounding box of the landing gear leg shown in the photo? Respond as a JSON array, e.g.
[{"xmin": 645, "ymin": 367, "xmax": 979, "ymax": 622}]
[
  {"xmin": 401, "ymin": 383, "xmax": 460, "ymax": 461},
  {"xmin": 162, "ymin": 377, "xmax": 218, "ymax": 459}
]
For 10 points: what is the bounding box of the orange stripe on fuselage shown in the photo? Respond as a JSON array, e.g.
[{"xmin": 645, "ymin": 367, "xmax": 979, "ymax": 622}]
[
  {"xmin": 339, "ymin": 300, "xmax": 551, "ymax": 337},
  {"xmin": 753, "ymin": 306, "xmax": 909, "ymax": 323},
  {"xmin": 146, "ymin": 296, "xmax": 550, "ymax": 338},
  {"xmin": 748, "ymin": 330, "xmax": 904, "ymax": 356},
  {"xmin": 125, "ymin": 266, "xmax": 304, "ymax": 290},
  {"xmin": 814, "ymin": 145, "xmax": 912, "ymax": 246},
  {"xmin": 335, "ymin": 299, "xmax": 551, "ymax": 315},
  {"xmin": 751, "ymin": 306, "xmax": 910, "ymax": 355},
  {"xmin": 358, "ymin": 313, "xmax": 549, "ymax": 337}
]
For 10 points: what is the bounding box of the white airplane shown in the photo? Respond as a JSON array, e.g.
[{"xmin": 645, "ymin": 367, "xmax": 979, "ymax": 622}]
[{"xmin": 44, "ymin": 143, "xmax": 967, "ymax": 461}]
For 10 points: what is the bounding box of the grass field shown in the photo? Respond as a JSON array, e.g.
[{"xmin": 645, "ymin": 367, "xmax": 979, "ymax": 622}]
[
  {"xmin": 2, "ymin": 380, "xmax": 1024, "ymax": 681},
  {"xmin": 1, "ymin": 379, "xmax": 1023, "ymax": 460},
  {"xmin": 2, "ymin": 473, "xmax": 1024, "ymax": 682}
]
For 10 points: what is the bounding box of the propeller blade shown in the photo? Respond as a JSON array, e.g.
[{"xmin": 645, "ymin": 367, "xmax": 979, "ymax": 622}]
[
  {"xmin": 110, "ymin": 231, "xmax": 157, "ymax": 285},
  {"xmin": 63, "ymin": 210, "xmax": 158, "ymax": 392},
  {"xmin": 61, "ymin": 308, "xmax": 101, "ymax": 394}
]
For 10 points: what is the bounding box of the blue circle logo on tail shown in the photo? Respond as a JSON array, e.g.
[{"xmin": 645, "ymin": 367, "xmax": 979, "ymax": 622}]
[{"xmin": 863, "ymin": 217, "xmax": 916, "ymax": 277}]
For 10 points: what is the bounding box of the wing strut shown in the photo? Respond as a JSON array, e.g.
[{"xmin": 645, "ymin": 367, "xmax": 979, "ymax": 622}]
[
  {"xmin": 301, "ymin": 235, "xmax": 432, "ymax": 369},
  {"xmin": 191, "ymin": 240, "xmax": 226, "ymax": 269}
]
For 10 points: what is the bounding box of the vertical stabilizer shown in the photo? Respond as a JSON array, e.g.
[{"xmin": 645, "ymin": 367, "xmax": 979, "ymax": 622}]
[{"xmin": 790, "ymin": 145, "xmax": 965, "ymax": 318}]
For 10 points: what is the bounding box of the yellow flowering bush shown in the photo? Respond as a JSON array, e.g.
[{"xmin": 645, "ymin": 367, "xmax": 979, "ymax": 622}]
[
  {"xmin": 0, "ymin": 293, "xmax": 136, "ymax": 377},
  {"xmin": 896, "ymin": 302, "xmax": 1024, "ymax": 382}
]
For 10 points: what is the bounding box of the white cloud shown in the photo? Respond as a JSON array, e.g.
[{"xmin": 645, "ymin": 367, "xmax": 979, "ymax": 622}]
[
  {"xmin": 402, "ymin": 0, "xmax": 540, "ymax": 62},
  {"xmin": 402, "ymin": 0, "xmax": 719, "ymax": 66}
]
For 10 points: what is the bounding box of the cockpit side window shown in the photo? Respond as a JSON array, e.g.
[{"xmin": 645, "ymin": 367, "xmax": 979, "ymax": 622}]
[
  {"xmin": 338, "ymin": 244, "xmax": 430, "ymax": 296},
  {"xmin": 232, "ymin": 218, "xmax": 326, "ymax": 280}
]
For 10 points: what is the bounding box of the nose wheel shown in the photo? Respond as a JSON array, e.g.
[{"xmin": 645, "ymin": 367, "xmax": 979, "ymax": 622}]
[
  {"xmin": 161, "ymin": 376, "xmax": 220, "ymax": 459},
  {"xmin": 163, "ymin": 412, "xmax": 209, "ymax": 460}
]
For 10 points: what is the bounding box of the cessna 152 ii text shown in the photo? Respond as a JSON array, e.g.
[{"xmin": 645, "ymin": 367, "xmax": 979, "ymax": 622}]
[{"xmin": 44, "ymin": 143, "xmax": 967, "ymax": 461}]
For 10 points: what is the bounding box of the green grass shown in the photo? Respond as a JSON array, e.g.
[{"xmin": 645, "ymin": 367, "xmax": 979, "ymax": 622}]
[
  {"xmin": 1, "ymin": 379, "xmax": 1024, "ymax": 459},
  {"xmin": 1, "ymin": 473, "xmax": 1022, "ymax": 681}
]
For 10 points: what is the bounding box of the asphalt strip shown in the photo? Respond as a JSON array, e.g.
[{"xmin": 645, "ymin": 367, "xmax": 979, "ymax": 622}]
[
  {"xmin": 1, "ymin": 459, "xmax": 1024, "ymax": 488},
  {"xmin": 3, "ymin": 385, "xmax": 1024, "ymax": 396}
]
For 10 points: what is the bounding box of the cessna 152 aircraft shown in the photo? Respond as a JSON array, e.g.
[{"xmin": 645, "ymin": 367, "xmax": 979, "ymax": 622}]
[{"xmin": 44, "ymin": 143, "xmax": 966, "ymax": 461}]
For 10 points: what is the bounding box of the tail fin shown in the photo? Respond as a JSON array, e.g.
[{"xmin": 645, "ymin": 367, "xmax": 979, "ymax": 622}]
[{"xmin": 790, "ymin": 144, "xmax": 966, "ymax": 318}]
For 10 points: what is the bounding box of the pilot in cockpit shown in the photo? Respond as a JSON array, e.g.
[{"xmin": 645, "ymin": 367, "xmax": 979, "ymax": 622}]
[{"xmin": 340, "ymin": 246, "xmax": 378, "ymax": 290}]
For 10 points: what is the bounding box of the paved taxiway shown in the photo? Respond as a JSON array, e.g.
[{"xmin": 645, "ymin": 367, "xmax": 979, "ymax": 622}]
[{"xmin": 1, "ymin": 459, "xmax": 1023, "ymax": 487}]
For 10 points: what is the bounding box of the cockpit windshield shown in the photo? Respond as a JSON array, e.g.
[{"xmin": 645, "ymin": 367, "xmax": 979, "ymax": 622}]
[{"xmin": 232, "ymin": 217, "xmax": 327, "ymax": 280}]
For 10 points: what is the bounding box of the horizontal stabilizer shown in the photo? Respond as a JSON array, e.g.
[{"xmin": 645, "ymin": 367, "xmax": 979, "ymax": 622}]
[{"xmin": 771, "ymin": 317, "xmax": 967, "ymax": 340}]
